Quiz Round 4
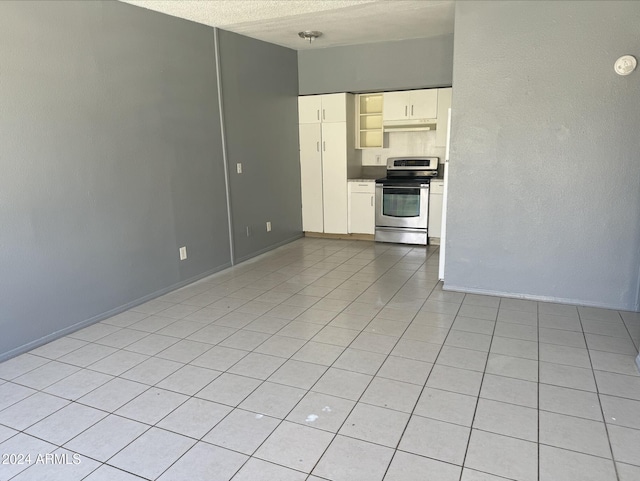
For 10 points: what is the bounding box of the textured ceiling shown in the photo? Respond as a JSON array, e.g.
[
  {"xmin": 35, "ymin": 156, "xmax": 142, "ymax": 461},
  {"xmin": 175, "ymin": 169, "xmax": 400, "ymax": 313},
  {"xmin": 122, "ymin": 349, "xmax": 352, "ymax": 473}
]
[{"xmin": 119, "ymin": 0, "xmax": 455, "ymax": 50}]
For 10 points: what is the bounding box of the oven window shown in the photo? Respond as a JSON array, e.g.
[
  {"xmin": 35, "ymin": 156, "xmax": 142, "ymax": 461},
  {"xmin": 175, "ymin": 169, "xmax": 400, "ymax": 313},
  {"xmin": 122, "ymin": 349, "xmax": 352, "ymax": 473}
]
[{"xmin": 382, "ymin": 187, "xmax": 421, "ymax": 217}]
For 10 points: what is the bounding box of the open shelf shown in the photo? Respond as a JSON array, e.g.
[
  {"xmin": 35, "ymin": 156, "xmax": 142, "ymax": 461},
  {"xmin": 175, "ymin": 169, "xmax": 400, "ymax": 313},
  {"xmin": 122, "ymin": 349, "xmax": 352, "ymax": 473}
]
[{"xmin": 357, "ymin": 94, "xmax": 383, "ymax": 148}]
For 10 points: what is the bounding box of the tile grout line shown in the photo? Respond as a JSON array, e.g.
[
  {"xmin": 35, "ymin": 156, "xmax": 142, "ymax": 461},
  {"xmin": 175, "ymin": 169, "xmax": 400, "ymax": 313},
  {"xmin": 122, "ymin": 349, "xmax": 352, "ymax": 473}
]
[
  {"xmin": 577, "ymin": 308, "xmax": 622, "ymax": 481},
  {"xmin": 456, "ymin": 295, "xmax": 502, "ymax": 481},
  {"xmin": 288, "ymin": 245, "xmax": 441, "ymax": 479},
  {"xmin": 538, "ymin": 298, "xmax": 541, "ymax": 481},
  {"xmin": 147, "ymin": 240, "xmax": 407, "ymax": 481}
]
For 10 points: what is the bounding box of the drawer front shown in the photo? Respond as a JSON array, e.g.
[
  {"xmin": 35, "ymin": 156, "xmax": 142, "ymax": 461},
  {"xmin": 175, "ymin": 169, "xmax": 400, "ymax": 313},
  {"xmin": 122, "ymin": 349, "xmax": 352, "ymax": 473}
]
[
  {"xmin": 349, "ymin": 182, "xmax": 375, "ymax": 194},
  {"xmin": 430, "ymin": 181, "xmax": 444, "ymax": 195}
]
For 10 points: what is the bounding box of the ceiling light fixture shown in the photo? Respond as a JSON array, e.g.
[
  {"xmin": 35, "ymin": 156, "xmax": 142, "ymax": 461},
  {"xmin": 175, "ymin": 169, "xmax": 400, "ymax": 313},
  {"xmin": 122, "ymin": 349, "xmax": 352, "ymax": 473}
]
[{"xmin": 298, "ymin": 31, "xmax": 322, "ymax": 44}]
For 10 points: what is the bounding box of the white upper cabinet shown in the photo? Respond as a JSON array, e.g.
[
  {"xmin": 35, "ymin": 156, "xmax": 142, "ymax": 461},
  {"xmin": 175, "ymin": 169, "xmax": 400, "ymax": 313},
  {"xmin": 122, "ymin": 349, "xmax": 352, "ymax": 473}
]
[
  {"xmin": 382, "ymin": 89, "xmax": 438, "ymax": 122},
  {"xmin": 298, "ymin": 93, "xmax": 347, "ymax": 124},
  {"xmin": 320, "ymin": 93, "xmax": 348, "ymax": 122},
  {"xmin": 409, "ymin": 89, "xmax": 438, "ymax": 119},
  {"xmin": 298, "ymin": 95, "xmax": 322, "ymax": 123},
  {"xmin": 435, "ymin": 88, "xmax": 452, "ymax": 147},
  {"xmin": 382, "ymin": 91, "xmax": 411, "ymax": 122}
]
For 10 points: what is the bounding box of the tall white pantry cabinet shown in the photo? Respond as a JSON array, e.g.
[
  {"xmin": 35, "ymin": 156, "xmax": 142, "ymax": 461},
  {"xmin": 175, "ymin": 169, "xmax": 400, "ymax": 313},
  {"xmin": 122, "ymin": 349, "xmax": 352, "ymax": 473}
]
[{"xmin": 298, "ymin": 93, "xmax": 357, "ymax": 234}]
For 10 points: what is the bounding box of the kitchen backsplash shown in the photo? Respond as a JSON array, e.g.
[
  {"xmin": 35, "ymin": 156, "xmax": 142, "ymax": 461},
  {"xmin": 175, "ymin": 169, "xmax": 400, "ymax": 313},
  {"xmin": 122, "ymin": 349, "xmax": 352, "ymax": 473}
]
[{"xmin": 359, "ymin": 130, "xmax": 446, "ymax": 164}]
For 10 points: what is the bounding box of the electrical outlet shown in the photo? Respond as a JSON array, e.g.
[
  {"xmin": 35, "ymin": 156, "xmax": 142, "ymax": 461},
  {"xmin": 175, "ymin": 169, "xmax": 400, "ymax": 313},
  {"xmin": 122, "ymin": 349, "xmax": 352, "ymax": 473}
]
[
  {"xmin": 179, "ymin": 246, "xmax": 187, "ymax": 260},
  {"xmin": 246, "ymin": 226, "xmax": 251, "ymax": 237},
  {"xmin": 375, "ymin": 155, "xmax": 382, "ymax": 164},
  {"xmin": 266, "ymin": 221, "xmax": 272, "ymax": 232},
  {"xmin": 236, "ymin": 163, "xmax": 243, "ymax": 174}
]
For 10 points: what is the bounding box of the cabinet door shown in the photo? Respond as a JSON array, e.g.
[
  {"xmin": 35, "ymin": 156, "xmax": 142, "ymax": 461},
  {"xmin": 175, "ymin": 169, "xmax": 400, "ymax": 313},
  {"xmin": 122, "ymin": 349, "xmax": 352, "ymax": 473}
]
[
  {"xmin": 428, "ymin": 189, "xmax": 443, "ymax": 238},
  {"xmin": 298, "ymin": 96, "xmax": 322, "ymax": 124},
  {"xmin": 382, "ymin": 91, "xmax": 410, "ymax": 121},
  {"xmin": 435, "ymin": 88, "xmax": 452, "ymax": 147},
  {"xmin": 350, "ymin": 192, "xmax": 375, "ymax": 234},
  {"xmin": 321, "ymin": 122, "xmax": 348, "ymax": 234},
  {"xmin": 299, "ymin": 123, "xmax": 324, "ymax": 232},
  {"xmin": 409, "ymin": 89, "xmax": 438, "ymax": 119},
  {"xmin": 320, "ymin": 93, "xmax": 347, "ymax": 122}
]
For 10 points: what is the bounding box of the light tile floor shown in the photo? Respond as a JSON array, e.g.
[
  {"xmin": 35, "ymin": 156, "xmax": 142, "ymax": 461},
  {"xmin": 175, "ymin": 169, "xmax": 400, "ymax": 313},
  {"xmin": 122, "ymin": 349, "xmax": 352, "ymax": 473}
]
[{"xmin": 1, "ymin": 238, "xmax": 640, "ymax": 481}]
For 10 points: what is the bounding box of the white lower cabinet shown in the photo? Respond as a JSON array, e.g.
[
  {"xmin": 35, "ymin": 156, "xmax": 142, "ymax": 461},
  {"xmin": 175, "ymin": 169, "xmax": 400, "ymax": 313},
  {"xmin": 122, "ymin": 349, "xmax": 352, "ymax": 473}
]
[
  {"xmin": 428, "ymin": 180, "xmax": 444, "ymax": 239},
  {"xmin": 348, "ymin": 182, "xmax": 375, "ymax": 235}
]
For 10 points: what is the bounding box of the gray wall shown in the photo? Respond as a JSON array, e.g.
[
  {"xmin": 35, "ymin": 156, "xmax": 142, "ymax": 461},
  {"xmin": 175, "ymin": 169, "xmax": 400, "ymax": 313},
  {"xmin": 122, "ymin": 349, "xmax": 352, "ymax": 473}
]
[
  {"xmin": 0, "ymin": 1, "xmax": 231, "ymax": 359},
  {"xmin": 218, "ymin": 30, "xmax": 302, "ymax": 262},
  {"xmin": 445, "ymin": 1, "xmax": 640, "ymax": 310},
  {"xmin": 298, "ymin": 35, "xmax": 453, "ymax": 95}
]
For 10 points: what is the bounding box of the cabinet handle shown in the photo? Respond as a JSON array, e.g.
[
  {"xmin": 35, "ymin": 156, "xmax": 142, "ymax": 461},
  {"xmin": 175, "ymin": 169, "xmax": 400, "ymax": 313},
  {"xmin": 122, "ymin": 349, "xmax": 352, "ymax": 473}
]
[
  {"xmin": 317, "ymin": 109, "xmax": 320, "ymax": 121},
  {"xmin": 322, "ymin": 109, "xmax": 325, "ymax": 120},
  {"xmin": 411, "ymin": 105, "xmax": 414, "ymax": 116},
  {"xmin": 316, "ymin": 141, "xmax": 320, "ymax": 152},
  {"xmin": 370, "ymin": 196, "xmax": 373, "ymax": 207},
  {"xmin": 323, "ymin": 141, "xmax": 326, "ymax": 151},
  {"xmin": 404, "ymin": 105, "xmax": 408, "ymax": 117}
]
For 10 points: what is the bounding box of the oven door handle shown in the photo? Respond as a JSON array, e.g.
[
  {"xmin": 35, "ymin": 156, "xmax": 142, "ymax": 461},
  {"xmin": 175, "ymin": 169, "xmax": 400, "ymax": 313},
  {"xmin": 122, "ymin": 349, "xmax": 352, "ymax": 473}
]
[{"xmin": 376, "ymin": 184, "xmax": 429, "ymax": 189}]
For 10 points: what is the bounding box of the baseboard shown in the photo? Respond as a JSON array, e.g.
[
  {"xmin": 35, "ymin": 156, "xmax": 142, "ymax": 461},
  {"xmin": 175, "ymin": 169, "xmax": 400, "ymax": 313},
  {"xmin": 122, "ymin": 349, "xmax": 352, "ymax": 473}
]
[
  {"xmin": 0, "ymin": 262, "xmax": 232, "ymax": 363},
  {"xmin": 304, "ymin": 232, "xmax": 375, "ymax": 241},
  {"xmin": 234, "ymin": 233, "xmax": 304, "ymax": 264},
  {"xmin": 443, "ymin": 284, "xmax": 639, "ymax": 312}
]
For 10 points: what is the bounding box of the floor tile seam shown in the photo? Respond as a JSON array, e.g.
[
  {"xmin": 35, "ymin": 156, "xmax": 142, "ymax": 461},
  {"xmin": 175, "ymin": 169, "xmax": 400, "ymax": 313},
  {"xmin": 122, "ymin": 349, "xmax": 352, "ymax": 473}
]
[
  {"xmin": 139, "ymin": 422, "xmax": 250, "ymax": 481},
  {"xmin": 101, "ymin": 311, "xmax": 153, "ymax": 328},
  {"xmin": 592, "ymin": 365, "xmax": 640, "ymax": 379},
  {"xmin": 8, "ymin": 407, "xmax": 123, "ymax": 456},
  {"xmin": 596, "ymin": 390, "xmax": 640, "ymax": 405},
  {"xmin": 101, "ymin": 383, "xmax": 194, "ymax": 431},
  {"xmin": 458, "ymin": 295, "xmax": 502, "ymax": 481},
  {"xmin": 93, "ymin": 331, "xmax": 158, "ymax": 351},
  {"xmin": 66, "ymin": 347, "xmax": 160, "ymax": 379},
  {"xmin": 0, "ymin": 395, "xmax": 106, "ymax": 448},
  {"xmin": 487, "ymin": 349, "xmax": 538, "ymax": 362},
  {"xmin": 494, "ymin": 318, "xmax": 539, "ymax": 328},
  {"xmin": 620, "ymin": 319, "xmax": 640, "ymax": 351},
  {"xmin": 589, "ymin": 363, "xmax": 640, "ymax": 378},
  {"xmin": 65, "ymin": 325, "xmax": 127, "ymax": 344},
  {"xmin": 0, "ymin": 380, "xmax": 112, "ymax": 430},
  {"xmin": 28, "ymin": 336, "xmax": 109, "ymax": 363},
  {"xmin": 372, "ymin": 281, "xmax": 464, "ymax": 481},
  {"xmin": 206, "ymin": 245, "xmax": 385, "ymax": 475},
  {"xmin": 537, "ymin": 378, "xmax": 640, "ymax": 399},
  {"xmin": 298, "ymin": 251, "xmax": 437, "ymax": 480},
  {"xmin": 583, "ymin": 331, "xmax": 635, "ymax": 343},
  {"xmin": 537, "ymin": 440, "xmax": 618, "ymax": 462},
  {"xmin": 536, "ymin": 405, "xmax": 604, "ymax": 423},
  {"xmin": 576, "ymin": 309, "xmax": 622, "ymax": 481},
  {"xmin": 0, "ymin": 358, "xmax": 61, "ymax": 386},
  {"xmin": 68, "ymin": 377, "xmax": 158, "ymax": 414},
  {"xmin": 536, "ymin": 301, "xmax": 541, "ymax": 481}
]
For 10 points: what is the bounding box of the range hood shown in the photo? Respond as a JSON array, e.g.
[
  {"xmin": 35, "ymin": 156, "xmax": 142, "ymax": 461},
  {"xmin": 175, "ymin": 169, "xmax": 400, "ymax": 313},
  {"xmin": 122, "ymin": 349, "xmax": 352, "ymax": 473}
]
[{"xmin": 383, "ymin": 118, "xmax": 438, "ymax": 132}]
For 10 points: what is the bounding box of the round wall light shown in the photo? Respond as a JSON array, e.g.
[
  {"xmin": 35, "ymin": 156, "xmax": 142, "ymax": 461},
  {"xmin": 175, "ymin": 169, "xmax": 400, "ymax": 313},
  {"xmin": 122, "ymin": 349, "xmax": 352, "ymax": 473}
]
[{"xmin": 614, "ymin": 55, "xmax": 637, "ymax": 76}]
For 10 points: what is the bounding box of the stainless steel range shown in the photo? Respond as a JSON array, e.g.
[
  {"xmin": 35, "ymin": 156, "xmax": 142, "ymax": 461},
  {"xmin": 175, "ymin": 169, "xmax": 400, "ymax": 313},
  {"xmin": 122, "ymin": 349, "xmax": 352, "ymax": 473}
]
[{"xmin": 375, "ymin": 157, "xmax": 439, "ymax": 245}]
